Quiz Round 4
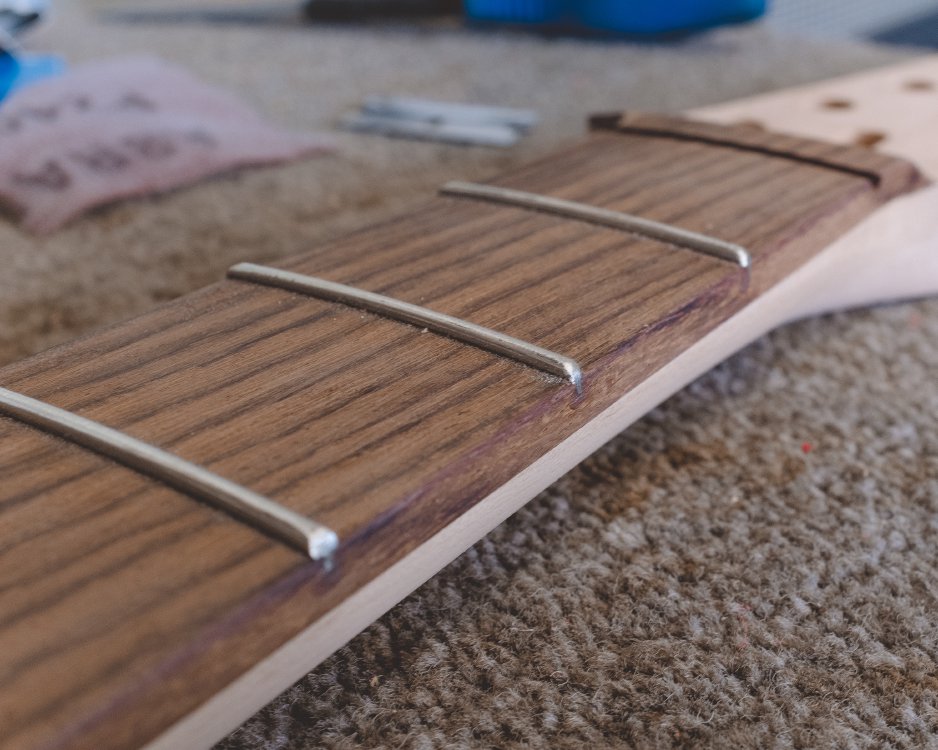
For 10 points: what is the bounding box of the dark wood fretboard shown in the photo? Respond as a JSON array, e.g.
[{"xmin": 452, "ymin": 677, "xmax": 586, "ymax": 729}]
[{"xmin": 0, "ymin": 115, "xmax": 924, "ymax": 750}]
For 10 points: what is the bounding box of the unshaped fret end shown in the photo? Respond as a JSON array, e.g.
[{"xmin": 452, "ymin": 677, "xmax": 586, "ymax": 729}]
[{"xmin": 308, "ymin": 527, "xmax": 340, "ymax": 560}]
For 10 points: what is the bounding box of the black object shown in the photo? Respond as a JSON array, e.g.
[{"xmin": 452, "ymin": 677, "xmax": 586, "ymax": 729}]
[
  {"xmin": 872, "ymin": 8, "xmax": 938, "ymax": 49},
  {"xmin": 302, "ymin": 0, "xmax": 460, "ymax": 20}
]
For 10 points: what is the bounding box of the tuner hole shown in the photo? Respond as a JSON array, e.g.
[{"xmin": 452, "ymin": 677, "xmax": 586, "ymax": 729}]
[
  {"xmin": 905, "ymin": 79, "xmax": 934, "ymax": 91},
  {"xmin": 854, "ymin": 131, "xmax": 886, "ymax": 149},
  {"xmin": 822, "ymin": 98, "xmax": 854, "ymax": 110}
]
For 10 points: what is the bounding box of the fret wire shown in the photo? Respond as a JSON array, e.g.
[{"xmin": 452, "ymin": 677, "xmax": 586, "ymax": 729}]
[
  {"xmin": 227, "ymin": 263, "xmax": 583, "ymax": 394},
  {"xmin": 0, "ymin": 387, "xmax": 338, "ymax": 560},
  {"xmin": 440, "ymin": 180, "xmax": 751, "ymax": 269}
]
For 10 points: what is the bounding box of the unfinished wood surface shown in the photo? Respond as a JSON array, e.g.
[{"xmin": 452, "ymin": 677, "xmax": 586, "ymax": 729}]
[
  {"xmin": 692, "ymin": 54, "xmax": 938, "ymax": 315},
  {"xmin": 0, "ymin": 89, "xmax": 930, "ymax": 750},
  {"xmin": 155, "ymin": 56, "xmax": 938, "ymax": 750},
  {"xmin": 694, "ymin": 54, "xmax": 938, "ymax": 179},
  {"xmin": 161, "ymin": 178, "xmax": 938, "ymax": 750}
]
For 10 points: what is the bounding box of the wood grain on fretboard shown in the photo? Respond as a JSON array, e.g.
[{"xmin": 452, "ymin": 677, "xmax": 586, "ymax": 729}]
[{"xmin": 0, "ymin": 113, "xmax": 922, "ymax": 750}]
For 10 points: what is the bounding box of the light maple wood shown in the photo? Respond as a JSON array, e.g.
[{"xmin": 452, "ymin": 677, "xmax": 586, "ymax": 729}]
[
  {"xmin": 0, "ymin": 56, "xmax": 937, "ymax": 750},
  {"xmin": 692, "ymin": 55, "xmax": 938, "ymax": 315}
]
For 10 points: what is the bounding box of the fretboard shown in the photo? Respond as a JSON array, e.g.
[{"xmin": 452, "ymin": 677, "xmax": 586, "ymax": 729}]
[{"xmin": 0, "ymin": 105, "xmax": 926, "ymax": 749}]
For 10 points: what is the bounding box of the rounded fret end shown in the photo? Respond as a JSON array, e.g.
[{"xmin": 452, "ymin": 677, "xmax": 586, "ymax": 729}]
[{"xmin": 563, "ymin": 360, "xmax": 584, "ymax": 396}]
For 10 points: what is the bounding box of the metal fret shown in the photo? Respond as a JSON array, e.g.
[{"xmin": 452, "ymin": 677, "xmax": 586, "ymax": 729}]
[
  {"xmin": 440, "ymin": 181, "xmax": 751, "ymax": 269},
  {"xmin": 228, "ymin": 262, "xmax": 584, "ymax": 394},
  {"xmin": 0, "ymin": 387, "xmax": 338, "ymax": 560}
]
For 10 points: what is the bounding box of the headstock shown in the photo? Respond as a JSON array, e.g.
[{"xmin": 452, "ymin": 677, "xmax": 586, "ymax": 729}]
[{"xmin": 693, "ymin": 55, "xmax": 938, "ymax": 320}]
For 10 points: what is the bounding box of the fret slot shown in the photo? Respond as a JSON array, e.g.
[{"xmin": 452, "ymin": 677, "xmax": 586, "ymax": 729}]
[
  {"xmin": 0, "ymin": 387, "xmax": 338, "ymax": 560},
  {"xmin": 588, "ymin": 112, "xmax": 925, "ymax": 195},
  {"xmin": 227, "ymin": 262, "xmax": 583, "ymax": 394},
  {"xmin": 439, "ymin": 180, "xmax": 751, "ymax": 269}
]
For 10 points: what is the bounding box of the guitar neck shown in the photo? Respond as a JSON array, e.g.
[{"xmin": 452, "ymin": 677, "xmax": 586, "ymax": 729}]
[{"xmin": 2, "ymin": 56, "xmax": 938, "ymax": 750}]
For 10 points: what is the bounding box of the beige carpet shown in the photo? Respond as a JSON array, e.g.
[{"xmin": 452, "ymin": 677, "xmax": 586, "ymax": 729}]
[{"xmin": 12, "ymin": 4, "xmax": 938, "ymax": 748}]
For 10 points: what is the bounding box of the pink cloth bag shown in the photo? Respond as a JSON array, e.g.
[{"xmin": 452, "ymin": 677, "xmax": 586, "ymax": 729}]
[{"xmin": 0, "ymin": 56, "xmax": 335, "ymax": 233}]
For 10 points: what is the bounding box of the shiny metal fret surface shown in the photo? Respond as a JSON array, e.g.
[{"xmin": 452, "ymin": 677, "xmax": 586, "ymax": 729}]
[
  {"xmin": 440, "ymin": 181, "xmax": 751, "ymax": 269},
  {"xmin": 228, "ymin": 262, "xmax": 584, "ymax": 393},
  {"xmin": 0, "ymin": 387, "xmax": 338, "ymax": 559}
]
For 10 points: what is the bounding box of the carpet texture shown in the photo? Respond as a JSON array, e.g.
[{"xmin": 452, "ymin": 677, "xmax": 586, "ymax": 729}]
[{"xmin": 13, "ymin": 4, "xmax": 938, "ymax": 748}]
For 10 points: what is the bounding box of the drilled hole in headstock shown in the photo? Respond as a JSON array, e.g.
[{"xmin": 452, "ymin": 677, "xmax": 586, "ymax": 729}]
[
  {"xmin": 822, "ymin": 98, "xmax": 853, "ymax": 110},
  {"xmin": 905, "ymin": 80, "xmax": 934, "ymax": 92},
  {"xmin": 854, "ymin": 131, "xmax": 886, "ymax": 149}
]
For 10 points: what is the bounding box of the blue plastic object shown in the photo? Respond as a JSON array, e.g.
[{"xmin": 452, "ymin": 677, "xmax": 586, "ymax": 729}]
[
  {"xmin": 465, "ymin": 0, "xmax": 767, "ymax": 34},
  {"xmin": 0, "ymin": 52, "xmax": 65, "ymax": 103},
  {"xmin": 466, "ymin": 0, "xmax": 564, "ymax": 23},
  {"xmin": 0, "ymin": 50, "xmax": 19, "ymax": 101}
]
